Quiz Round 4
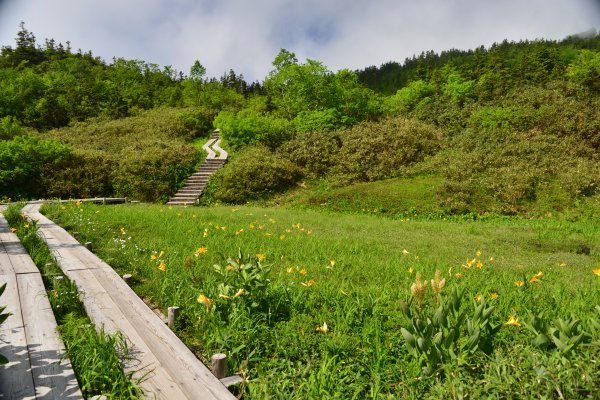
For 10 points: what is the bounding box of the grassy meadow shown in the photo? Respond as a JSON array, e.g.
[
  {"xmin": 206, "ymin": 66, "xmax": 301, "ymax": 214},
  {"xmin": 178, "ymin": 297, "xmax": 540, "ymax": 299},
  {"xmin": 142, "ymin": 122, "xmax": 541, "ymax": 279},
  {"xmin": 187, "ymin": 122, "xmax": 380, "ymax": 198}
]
[{"xmin": 42, "ymin": 201, "xmax": 600, "ymax": 399}]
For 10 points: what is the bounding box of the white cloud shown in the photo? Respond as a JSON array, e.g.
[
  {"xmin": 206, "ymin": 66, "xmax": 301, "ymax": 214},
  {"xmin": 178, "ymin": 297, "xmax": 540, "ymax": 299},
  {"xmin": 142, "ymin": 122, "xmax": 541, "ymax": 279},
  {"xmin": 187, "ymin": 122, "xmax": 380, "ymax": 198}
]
[{"xmin": 1, "ymin": 0, "xmax": 599, "ymax": 81}]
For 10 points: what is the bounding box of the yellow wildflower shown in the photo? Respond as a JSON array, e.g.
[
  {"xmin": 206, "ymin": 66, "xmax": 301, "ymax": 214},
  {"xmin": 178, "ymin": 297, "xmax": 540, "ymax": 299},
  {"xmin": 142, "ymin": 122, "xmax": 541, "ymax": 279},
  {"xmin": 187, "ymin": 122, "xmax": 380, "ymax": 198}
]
[
  {"xmin": 489, "ymin": 257, "xmax": 495, "ymax": 263},
  {"xmin": 197, "ymin": 294, "xmax": 213, "ymax": 311},
  {"xmin": 24, "ymin": 223, "xmax": 29, "ymax": 229},
  {"xmin": 203, "ymin": 229, "xmax": 209, "ymax": 238},
  {"xmin": 76, "ymin": 200, "xmax": 82, "ymax": 207},
  {"xmin": 530, "ymin": 276, "xmax": 540, "ymax": 283},
  {"xmin": 505, "ymin": 316, "xmax": 520, "ymax": 327},
  {"xmin": 307, "ymin": 230, "xmax": 313, "ymax": 235},
  {"xmin": 158, "ymin": 250, "xmax": 165, "ymax": 258},
  {"xmin": 226, "ymin": 265, "xmax": 235, "ymax": 271},
  {"xmin": 292, "ymin": 223, "xmax": 301, "ymax": 229},
  {"xmin": 151, "ymin": 254, "xmax": 158, "ymax": 261},
  {"xmin": 158, "ymin": 261, "xmax": 166, "ymax": 271},
  {"xmin": 195, "ymin": 246, "xmax": 208, "ymax": 255},
  {"xmin": 299, "ymin": 267, "xmax": 307, "ymax": 275},
  {"xmin": 287, "ymin": 267, "xmax": 294, "ymax": 274},
  {"xmin": 407, "ymin": 267, "xmax": 414, "ymax": 274},
  {"xmin": 475, "ymin": 261, "xmax": 483, "ymax": 269},
  {"xmin": 249, "ymin": 224, "xmax": 255, "ymax": 229},
  {"xmin": 515, "ymin": 280, "xmax": 525, "ymax": 287},
  {"xmin": 402, "ymin": 249, "xmax": 409, "ymax": 255},
  {"xmin": 559, "ymin": 262, "xmax": 567, "ymax": 267},
  {"xmin": 301, "ymin": 280, "xmax": 316, "ymax": 287},
  {"xmin": 327, "ymin": 260, "xmax": 336, "ymax": 269},
  {"xmin": 10, "ymin": 227, "xmax": 16, "ymax": 233},
  {"xmin": 316, "ymin": 322, "xmax": 329, "ymax": 333},
  {"xmin": 219, "ymin": 294, "xmax": 232, "ymax": 299},
  {"xmin": 234, "ymin": 288, "xmax": 245, "ymax": 297},
  {"xmin": 490, "ymin": 293, "xmax": 498, "ymax": 300},
  {"xmin": 593, "ymin": 268, "xmax": 600, "ymax": 276},
  {"xmin": 533, "ymin": 271, "xmax": 543, "ymax": 279},
  {"xmin": 476, "ymin": 250, "xmax": 482, "ymax": 257},
  {"xmin": 475, "ymin": 293, "xmax": 482, "ymax": 302},
  {"xmin": 256, "ymin": 254, "xmax": 266, "ymax": 262},
  {"xmin": 235, "ymin": 229, "xmax": 244, "ymax": 235},
  {"xmin": 454, "ymin": 273, "xmax": 464, "ymax": 278},
  {"xmin": 279, "ymin": 234, "xmax": 286, "ymax": 240}
]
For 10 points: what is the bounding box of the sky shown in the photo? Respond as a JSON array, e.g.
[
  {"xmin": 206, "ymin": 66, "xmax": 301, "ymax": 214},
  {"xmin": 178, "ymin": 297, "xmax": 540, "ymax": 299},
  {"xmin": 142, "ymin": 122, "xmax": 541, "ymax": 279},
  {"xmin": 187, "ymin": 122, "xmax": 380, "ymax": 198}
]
[{"xmin": 0, "ymin": 0, "xmax": 599, "ymax": 82}]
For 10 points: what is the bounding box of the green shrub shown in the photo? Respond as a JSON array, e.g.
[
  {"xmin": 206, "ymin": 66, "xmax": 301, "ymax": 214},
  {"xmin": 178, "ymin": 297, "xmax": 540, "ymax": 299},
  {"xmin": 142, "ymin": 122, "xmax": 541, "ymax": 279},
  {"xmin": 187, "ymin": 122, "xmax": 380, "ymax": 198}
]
[
  {"xmin": 113, "ymin": 145, "xmax": 198, "ymax": 202},
  {"xmin": 328, "ymin": 117, "xmax": 444, "ymax": 186},
  {"xmin": 293, "ymin": 108, "xmax": 349, "ymax": 132},
  {"xmin": 40, "ymin": 149, "xmax": 114, "ymax": 199},
  {"xmin": 214, "ymin": 145, "xmax": 302, "ymax": 203},
  {"xmin": 214, "ymin": 109, "xmax": 294, "ymax": 149},
  {"xmin": 278, "ymin": 130, "xmax": 342, "ymax": 177},
  {"xmin": 0, "ymin": 135, "xmax": 73, "ymax": 199},
  {"xmin": 0, "ymin": 116, "xmax": 24, "ymax": 140}
]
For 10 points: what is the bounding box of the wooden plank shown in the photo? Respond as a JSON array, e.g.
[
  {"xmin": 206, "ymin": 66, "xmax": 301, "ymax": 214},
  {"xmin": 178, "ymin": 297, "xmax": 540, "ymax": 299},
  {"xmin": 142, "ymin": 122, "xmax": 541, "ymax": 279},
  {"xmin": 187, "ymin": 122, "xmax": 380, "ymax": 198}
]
[
  {"xmin": 0, "ymin": 215, "xmax": 40, "ymax": 275},
  {"xmin": 25, "ymin": 205, "xmax": 235, "ymax": 400},
  {"xmin": 89, "ymin": 268, "xmax": 232, "ymax": 399},
  {"xmin": 65, "ymin": 269, "xmax": 189, "ymax": 398},
  {"xmin": 0, "ymin": 273, "xmax": 36, "ymax": 400},
  {"xmin": 17, "ymin": 273, "xmax": 83, "ymax": 399}
]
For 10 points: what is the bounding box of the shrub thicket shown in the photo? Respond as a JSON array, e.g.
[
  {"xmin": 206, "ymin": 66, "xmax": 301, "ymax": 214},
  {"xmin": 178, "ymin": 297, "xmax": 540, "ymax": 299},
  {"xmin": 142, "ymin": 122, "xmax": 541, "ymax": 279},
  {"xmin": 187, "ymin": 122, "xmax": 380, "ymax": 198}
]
[{"xmin": 214, "ymin": 145, "xmax": 302, "ymax": 203}]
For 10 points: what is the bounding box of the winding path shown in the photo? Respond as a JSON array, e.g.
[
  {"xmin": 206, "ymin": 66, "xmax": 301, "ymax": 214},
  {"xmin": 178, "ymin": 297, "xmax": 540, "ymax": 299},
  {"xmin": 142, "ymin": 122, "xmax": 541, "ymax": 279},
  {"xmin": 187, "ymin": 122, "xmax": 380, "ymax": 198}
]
[{"xmin": 168, "ymin": 129, "xmax": 228, "ymax": 205}]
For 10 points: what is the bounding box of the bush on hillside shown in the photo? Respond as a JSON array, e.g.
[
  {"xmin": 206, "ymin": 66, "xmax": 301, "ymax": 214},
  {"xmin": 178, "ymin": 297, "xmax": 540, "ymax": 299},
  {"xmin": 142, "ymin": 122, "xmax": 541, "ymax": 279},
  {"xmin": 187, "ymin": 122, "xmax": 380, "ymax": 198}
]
[
  {"xmin": 214, "ymin": 145, "xmax": 302, "ymax": 203},
  {"xmin": 437, "ymin": 128, "xmax": 600, "ymax": 214},
  {"xmin": 214, "ymin": 109, "xmax": 294, "ymax": 149},
  {"xmin": 113, "ymin": 145, "xmax": 198, "ymax": 202},
  {"xmin": 42, "ymin": 149, "xmax": 115, "ymax": 199},
  {"xmin": 0, "ymin": 135, "xmax": 73, "ymax": 199},
  {"xmin": 328, "ymin": 117, "xmax": 444, "ymax": 186},
  {"xmin": 278, "ymin": 130, "xmax": 343, "ymax": 177}
]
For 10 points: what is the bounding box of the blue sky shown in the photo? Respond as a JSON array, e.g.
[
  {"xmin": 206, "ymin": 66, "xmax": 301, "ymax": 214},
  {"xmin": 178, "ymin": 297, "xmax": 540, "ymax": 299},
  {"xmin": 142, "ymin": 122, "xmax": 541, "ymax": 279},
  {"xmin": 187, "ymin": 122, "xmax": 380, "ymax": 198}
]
[{"xmin": 1, "ymin": 0, "xmax": 599, "ymax": 81}]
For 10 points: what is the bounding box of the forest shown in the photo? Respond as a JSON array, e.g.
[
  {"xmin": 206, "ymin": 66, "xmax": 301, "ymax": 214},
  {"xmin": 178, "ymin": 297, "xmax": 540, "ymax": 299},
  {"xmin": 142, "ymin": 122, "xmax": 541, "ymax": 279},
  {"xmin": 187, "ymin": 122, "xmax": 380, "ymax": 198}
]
[{"xmin": 1, "ymin": 23, "xmax": 599, "ymax": 215}]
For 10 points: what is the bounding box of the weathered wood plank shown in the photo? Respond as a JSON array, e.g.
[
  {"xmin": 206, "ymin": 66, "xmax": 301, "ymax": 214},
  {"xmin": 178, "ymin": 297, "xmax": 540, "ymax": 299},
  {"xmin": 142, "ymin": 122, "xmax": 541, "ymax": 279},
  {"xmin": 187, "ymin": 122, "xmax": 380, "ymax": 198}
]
[
  {"xmin": 17, "ymin": 273, "xmax": 82, "ymax": 399},
  {"xmin": 0, "ymin": 214, "xmax": 38, "ymax": 275},
  {"xmin": 65, "ymin": 268, "xmax": 190, "ymax": 398},
  {"xmin": 0, "ymin": 273, "xmax": 36, "ymax": 400},
  {"xmin": 24, "ymin": 205, "xmax": 235, "ymax": 399}
]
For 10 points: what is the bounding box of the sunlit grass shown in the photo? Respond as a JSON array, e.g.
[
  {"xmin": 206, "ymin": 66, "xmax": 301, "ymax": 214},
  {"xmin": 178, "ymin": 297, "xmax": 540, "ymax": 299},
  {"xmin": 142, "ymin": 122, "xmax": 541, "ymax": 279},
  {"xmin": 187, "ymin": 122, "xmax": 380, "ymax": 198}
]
[{"xmin": 42, "ymin": 202, "xmax": 600, "ymax": 398}]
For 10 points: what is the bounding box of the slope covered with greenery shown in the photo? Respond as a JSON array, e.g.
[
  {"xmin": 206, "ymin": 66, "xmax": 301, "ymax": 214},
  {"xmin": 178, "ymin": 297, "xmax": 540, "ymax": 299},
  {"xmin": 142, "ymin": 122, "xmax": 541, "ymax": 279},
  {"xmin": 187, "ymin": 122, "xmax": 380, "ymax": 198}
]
[{"xmin": 1, "ymin": 24, "xmax": 599, "ymax": 217}]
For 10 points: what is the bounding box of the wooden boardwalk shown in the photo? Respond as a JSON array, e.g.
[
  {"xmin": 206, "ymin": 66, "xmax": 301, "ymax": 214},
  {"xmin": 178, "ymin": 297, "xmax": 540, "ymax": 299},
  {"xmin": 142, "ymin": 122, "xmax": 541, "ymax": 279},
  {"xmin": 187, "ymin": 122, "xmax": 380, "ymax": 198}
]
[
  {"xmin": 22, "ymin": 204, "xmax": 235, "ymax": 400},
  {"xmin": 0, "ymin": 211, "xmax": 83, "ymax": 399}
]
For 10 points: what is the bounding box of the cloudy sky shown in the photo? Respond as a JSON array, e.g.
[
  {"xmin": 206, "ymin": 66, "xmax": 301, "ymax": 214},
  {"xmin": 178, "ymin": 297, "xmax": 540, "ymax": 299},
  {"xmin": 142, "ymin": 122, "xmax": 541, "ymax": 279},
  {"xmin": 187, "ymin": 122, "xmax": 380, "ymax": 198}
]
[{"xmin": 1, "ymin": 0, "xmax": 599, "ymax": 81}]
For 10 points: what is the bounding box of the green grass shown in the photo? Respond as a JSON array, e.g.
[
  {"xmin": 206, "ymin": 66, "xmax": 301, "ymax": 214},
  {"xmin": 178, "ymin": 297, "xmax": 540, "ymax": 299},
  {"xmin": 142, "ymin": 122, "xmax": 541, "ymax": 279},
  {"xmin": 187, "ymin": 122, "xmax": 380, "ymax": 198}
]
[{"xmin": 42, "ymin": 201, "xmax": 600, "ymax": 398}]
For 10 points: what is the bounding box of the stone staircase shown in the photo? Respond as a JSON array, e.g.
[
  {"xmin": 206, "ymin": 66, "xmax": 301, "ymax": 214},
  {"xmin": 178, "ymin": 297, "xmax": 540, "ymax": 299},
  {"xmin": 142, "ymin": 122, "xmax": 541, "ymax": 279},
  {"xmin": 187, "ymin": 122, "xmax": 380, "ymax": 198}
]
[{"xmin": 167, "ymin": 129, "xmax": 228, "ymax": 206}]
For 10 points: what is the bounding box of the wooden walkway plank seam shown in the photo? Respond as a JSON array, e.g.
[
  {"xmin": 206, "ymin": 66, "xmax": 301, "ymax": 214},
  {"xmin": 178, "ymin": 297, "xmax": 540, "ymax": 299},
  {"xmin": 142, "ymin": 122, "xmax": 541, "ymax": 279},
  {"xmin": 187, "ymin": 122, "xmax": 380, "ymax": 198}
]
[
  {"xmin": 22, "ymin": 204, "xmax": 235, "ymax": 400},
  {"xmin": 0, "ymin": 212, "xmax": 83, "ymax": 400}
]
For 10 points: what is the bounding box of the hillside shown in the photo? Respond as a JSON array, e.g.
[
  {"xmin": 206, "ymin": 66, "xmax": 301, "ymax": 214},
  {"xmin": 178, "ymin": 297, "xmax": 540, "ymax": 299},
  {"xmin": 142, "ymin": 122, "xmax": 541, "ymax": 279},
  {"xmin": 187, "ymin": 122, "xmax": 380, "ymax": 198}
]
[{"xmin": 1, "ymin": 25, "xmax": 599, "ymax": 217}]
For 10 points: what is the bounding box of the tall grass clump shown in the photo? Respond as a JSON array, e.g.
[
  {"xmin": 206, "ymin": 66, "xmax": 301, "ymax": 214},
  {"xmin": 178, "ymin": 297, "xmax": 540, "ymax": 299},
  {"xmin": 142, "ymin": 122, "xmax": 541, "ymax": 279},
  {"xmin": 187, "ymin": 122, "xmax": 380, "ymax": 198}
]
[{"xmin": 2, "ymin": 205, "xmax": 143, "ymax": 398}]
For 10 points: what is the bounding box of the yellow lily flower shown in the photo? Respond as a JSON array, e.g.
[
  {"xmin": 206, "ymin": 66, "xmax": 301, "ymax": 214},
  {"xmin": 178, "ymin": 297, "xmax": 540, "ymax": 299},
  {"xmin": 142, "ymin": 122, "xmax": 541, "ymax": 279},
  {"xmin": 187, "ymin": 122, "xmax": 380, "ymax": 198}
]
[
  {"xmin": 158, "ymin": 261, "xmax": 166, "ymax": 271},
  {"xmin": 316, "ymin": 322, "xmax": 329, "ymax": 333},
  {"xmin": 197, "ymin": 294, "xmax": 213, "ymax": 311},
  {"xmin": 505, "ymin": 316, "xmax": 520, "ymax": 327}
]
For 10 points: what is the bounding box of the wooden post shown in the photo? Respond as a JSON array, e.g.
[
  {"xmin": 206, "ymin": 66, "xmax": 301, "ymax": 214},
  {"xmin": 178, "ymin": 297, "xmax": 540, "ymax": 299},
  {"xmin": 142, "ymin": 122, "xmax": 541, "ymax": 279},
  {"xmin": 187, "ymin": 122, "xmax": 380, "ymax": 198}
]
[
  {"xmin": 122, "ymin": 274, "xmax": 132, "ymax": 284},
  {"xmin": 211, "ymin": 353, "xmax": 227, "ymax": 379},
  {"xmin": 167, "ymin": 306, "xmax": 180, "ymax": 329},
  {"xmin": 84, "ymin": 242, "xmax": 93, "ymax": 252}
]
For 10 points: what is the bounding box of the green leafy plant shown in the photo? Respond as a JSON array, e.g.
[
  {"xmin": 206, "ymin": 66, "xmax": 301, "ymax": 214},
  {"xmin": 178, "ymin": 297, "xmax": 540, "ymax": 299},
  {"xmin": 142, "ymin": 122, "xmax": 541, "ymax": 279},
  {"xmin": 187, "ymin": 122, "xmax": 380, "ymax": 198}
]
[
  {"xmin": 523, "ymin": 312, "xmax": 588, "ymax": 357},
  {"xmin": 399, "ymin": 273, "xmax": 500, "ymax": 376},
  {"xmin": 212, "ymin": 249, "xmax": 272, "ymax": 311},
  {"xmin": 0, "ymin": 282, "xmax": 12, "ymax": 365}
]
